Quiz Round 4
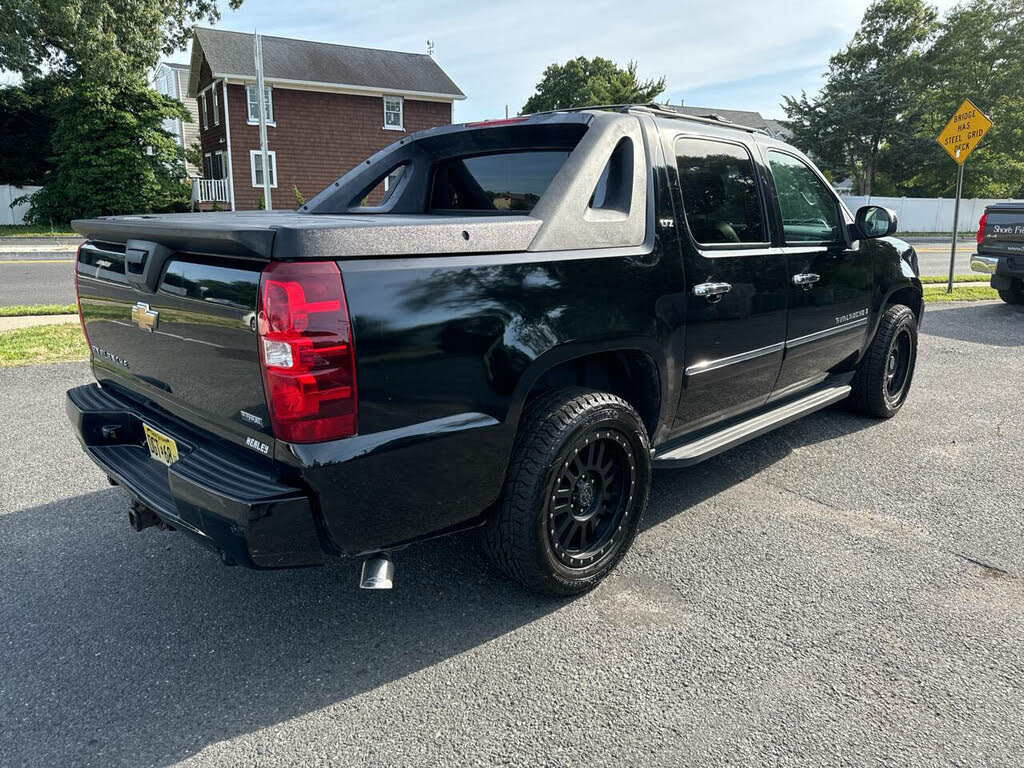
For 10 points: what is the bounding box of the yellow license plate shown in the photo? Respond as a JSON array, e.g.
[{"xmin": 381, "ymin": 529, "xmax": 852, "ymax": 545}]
[{"xmin": 143, "ymin": 423, "xmax": 179, "ymax": 466}]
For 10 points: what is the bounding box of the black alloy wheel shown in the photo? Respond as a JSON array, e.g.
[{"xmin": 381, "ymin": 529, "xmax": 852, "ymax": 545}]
[{"xmin": 547, "ymin": 428, "xmax": 636, "ymax": 569}]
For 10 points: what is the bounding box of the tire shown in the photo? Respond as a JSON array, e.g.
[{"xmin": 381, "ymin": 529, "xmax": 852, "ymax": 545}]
[
  {"xmin": 848, "ymin": 304, "xmax": 918, "ymax": 419},
  {"xmin": 998, "ymin": 279, "xmax": 1024, "ymax": 305},
  {"xmin": 483, "ymin": 387, "xmax": 651, "ymax": 596}
]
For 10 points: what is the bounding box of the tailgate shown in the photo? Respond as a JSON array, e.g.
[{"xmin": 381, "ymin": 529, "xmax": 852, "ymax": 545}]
[
  {"xmin": 981, "ymin": 206, "xmax": 1024, "ymax": 257},
  {"xmin": 76, "ymin": 240, "xmax": 273, "ymax": 451}
]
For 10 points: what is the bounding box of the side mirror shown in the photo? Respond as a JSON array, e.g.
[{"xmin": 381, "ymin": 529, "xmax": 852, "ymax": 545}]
[{"xmin": 854, "ymin": 205, "xmax": 898, "ymax": 240}]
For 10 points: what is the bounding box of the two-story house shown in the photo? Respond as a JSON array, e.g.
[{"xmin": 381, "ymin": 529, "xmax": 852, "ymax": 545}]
[{"xmin": 187, "ymin": 27, "xmax": 465, "ymax": 210}]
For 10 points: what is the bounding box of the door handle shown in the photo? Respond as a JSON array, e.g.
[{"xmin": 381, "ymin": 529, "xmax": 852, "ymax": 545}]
[
  {"xmin": 792, "ymin": 273, "xmax": 821, "ymax": 288},
  {"xmin": 693, "ymin": 282, "xmax": 732, "ymax": 301}
]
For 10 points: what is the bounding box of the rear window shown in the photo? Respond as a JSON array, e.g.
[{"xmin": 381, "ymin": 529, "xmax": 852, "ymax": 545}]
[
  {"xmin": 675, "ymin": 137, "xmax": 766, "ymax": 245},
  {"xmin": 430, "ymin": 150, "xmax": 569, "ymax": 213}
]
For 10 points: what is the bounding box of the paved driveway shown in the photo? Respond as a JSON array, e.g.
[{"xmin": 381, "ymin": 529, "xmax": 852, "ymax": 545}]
[{"xmin": 1, "ymin": 301, "xmax": 1022, "ymax": 767}]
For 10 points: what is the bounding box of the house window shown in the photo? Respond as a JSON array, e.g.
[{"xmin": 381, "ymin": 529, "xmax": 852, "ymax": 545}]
[
  {"xmin": 213, "ymin": 151, "xmax": 226, "ymax": 180},
  {"xmin": 250, "ymin": 150, "xmax": 277, "ymax": 188},
  {"xmin": 383, "ymin": 95, "xmax": 403, "ymax": 130},
  {"xmin": 203, "ymin": 152, "xmax": 212, "ymax": 179},
  {"xmin": 200, "ymin": 92, "xmax": 208, "ymax": 130},
  {"xmin": 246, "ymin": 84, "xmax": 274, "ymax": 124},
  {"xmin": 212, "ymin": 86, "xmax": 220, "ymax": 126}
]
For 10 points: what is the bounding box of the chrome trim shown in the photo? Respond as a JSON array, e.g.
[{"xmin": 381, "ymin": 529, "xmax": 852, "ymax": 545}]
[
  {"xmin": 685, "ymin": 341, "xmax": 785, "ymax": 376},
  {"xmin": 693, "ymin": 281, "xmax": 732, "ymax": 298},
  {"xmin": 792, "ymin": 272, "xmax": 821, "ymax": 286},
  {"xmin": 970, "ymin": 254, "xmax": 999, "ymax": 275},
  {"xmin": 786, "ymin": 318, "xmax": 868, "ymax": 349}
]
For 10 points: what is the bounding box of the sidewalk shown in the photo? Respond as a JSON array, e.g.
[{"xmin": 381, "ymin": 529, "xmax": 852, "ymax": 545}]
[
  {"xmin": 0, "ymin": 237, "xmax": 82, "ymax": 252},
  {"xmin": 0, "ymin": 314, "xmax": 79, "ymax": 332}
]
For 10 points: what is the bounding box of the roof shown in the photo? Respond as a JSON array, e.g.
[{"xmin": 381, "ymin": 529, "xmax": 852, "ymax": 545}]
[
  {"xmin": 188, "ymin": 28, "xmax": 464, "ymax": 100},
  {"xmin": 159, "ymin": 61, "xmax": 190, "ymax": 71},
  {"xmin": 669, "ymin": 105, "xmax": 791, "ymax": 139}
]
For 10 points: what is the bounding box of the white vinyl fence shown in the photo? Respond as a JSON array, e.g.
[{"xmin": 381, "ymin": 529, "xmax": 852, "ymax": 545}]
[
  {"xmin": 0, "ymin": 184, "xmax": 41, "ymax": 225},
  {"xmin": 842, "ymin": 194, "xmax": 1024, "ymax": 233}
]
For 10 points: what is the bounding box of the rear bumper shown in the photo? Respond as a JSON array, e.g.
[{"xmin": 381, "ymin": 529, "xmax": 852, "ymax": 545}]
[
  {"xmin": 971, "ymin": 252, "xmax": 1024, "ymax": 289},
  {"xmin": 67, "ymin": 383, "xmax": 325, "ymax": 568}
]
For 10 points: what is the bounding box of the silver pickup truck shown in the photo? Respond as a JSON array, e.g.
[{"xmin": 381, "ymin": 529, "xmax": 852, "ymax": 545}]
[{"xmin": 971, "ymin": 202, "xmax": 1024, "ymax": 304}]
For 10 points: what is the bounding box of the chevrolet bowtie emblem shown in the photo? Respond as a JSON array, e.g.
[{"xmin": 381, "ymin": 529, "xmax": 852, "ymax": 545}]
[{"xmin": 131, "ymin": 302, "xmax": 159, "ymax": 332}]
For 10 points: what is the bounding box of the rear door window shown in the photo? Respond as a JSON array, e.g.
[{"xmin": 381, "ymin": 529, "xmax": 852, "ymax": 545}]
[
  {"xmin": 430, "ymin": 150, "xmax": 569, "ymax": 213},
  {"xmin": 766, "ymin": 150, "xmax": 841, "ymax": 244},
  {"xmin": 675, "ymin": 137, "xmax": 766, "ymax": 245}
]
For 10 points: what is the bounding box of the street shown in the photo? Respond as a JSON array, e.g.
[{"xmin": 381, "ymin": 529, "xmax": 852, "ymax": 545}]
[
  {"xmin": 0, "ymin": 238, "xmax": 988, "ymax": 310},
  {"xmin": 1, "ymin": 300, "xmax": 1022, "ymax": 766}
]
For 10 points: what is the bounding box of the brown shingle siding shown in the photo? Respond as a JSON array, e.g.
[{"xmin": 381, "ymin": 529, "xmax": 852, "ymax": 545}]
[{"xmin": 203, "ymin": 85, "xmax": 452, "ymax": 210}]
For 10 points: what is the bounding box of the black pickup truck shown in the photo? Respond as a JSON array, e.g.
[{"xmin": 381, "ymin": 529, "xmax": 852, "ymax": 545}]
[
  {"xmin": 971, "ymin": 202, "xmax": 1024, "ymax": 304},
  {"xmin": 68, "ymin": 105, "xmax": 923, "ymax": 595}
]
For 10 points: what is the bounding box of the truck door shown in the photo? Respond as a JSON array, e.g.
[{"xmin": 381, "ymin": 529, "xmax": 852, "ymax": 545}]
[
  {"xmin": 669, "ymin": 135, "xmax": 789, "ymax": 434},
  {"xmin": 761, "ymin": 149, "xmax": 874, "ymax": 398}
]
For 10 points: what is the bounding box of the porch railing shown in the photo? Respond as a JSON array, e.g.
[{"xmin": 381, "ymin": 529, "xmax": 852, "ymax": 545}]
[{"xmin": 191, "ymin": 178, "xmax": 230, "ymax": 204}]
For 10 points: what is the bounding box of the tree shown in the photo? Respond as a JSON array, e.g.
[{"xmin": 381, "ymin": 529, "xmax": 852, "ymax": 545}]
[
  {"xmin": 521, "ymin": 57, "xmax": 666, "ymax": 114},
  {"xmin": 0, "ymin": 77, "xmax": 57, "ymax": 186},
  {"xmin": 885, "ymin": 0, "xmax": 1024, "ymax": 197},
  {"xmin": 0, "ymin": 0, "xmax": 240, "ymax": 221},
  {"xmin": 782, "ymin": 0, "xmax": 937, "ymax": 195}
]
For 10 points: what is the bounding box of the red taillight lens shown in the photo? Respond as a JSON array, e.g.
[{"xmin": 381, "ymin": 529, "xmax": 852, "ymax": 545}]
[
  {"xmin": 257, "ymin": 261, "xmax": 357, "ymax": 443},
  {"xmin": 74, "ymin": 244, "xmax": 90, "ymax": 347},
  {"xmin": 977, "ymin": 212, "xmax": 988, "ymax": 246}
]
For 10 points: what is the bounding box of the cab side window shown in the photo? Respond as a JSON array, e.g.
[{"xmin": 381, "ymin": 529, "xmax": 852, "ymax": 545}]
[
  {"xmin": 767, "ymin": 151, "xmax": 841, "ymax": 244},
  {"xmin": 675, "ymin": 137, "xmax": 766, "ymax": 245}
]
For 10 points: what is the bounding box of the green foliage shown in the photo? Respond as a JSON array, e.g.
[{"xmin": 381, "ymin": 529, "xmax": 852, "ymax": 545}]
[
  {"xmin": 784, "ymin": 0, "xmax": 1024, "ymax": 198},
  {"xmin": 0, "ymin": 0, "xmax": 241, "ymax": 220},
  {"xmin": 0, "ymin": 323, "xmax": 87, "ymax": 368},
  {"xmin": 783, "ymin": 0, "xmax": 937, "ymax": 195},
  {"xmin": 0, "ymin": 77, "xmax": 57, "ymax": 185},
  {"xmin": 293, "ymin": 185, "xmax": 306, "ymax": 207},
  {"xmin": 521, "ymin": 57, "xmax": 666, "ymax": 114},
  {"xmin": 0, "ymin": 304, "xmax": 78, "ymax": 317},
  {"xmin": 26, "ymin": 79, "xmax": 190, "ymax": 221}
]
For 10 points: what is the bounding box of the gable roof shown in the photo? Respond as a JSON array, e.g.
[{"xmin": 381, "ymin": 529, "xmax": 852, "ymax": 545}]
[
  {"xmin": 672, "ymin": 105, "xmax": 791, "ymax": 139},
  {"xmin": 188, "ymin": 28, "xmax": 464, "ymax": 100}
]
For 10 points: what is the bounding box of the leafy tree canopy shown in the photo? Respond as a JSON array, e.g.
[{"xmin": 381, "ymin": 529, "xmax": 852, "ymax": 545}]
[
  {"xmin": 0, "ymin": 77, "xmax": 57, "ymax": 185},
  {"xmin": 0, "ymin": 0, "xmax": 241, "ymax": 221},
  {"xmin": 784, "ymin": 0, "xmax": 1024, "ymax": 198},
  {"xmin": 521, "ymin": 57, "xmax": 666, "ymax": 114}
]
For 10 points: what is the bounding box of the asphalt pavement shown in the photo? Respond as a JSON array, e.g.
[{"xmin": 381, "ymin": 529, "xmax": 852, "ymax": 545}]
[{"xmin": 1, "ymin": 301, "xmax": 1022, "ymax": 766}]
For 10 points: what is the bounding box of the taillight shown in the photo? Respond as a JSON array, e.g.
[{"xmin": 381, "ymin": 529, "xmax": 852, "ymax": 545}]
[
  {"xmin": 74, "ymin": 244, "xmax": 90, "ymax": 347},
  {"xmin": 257, "ymin": 261, "xmax": 357, "ymax": 443},
  {"xmin": 977, "ymin": 212, "xmax": 988, "ymax": 246}
]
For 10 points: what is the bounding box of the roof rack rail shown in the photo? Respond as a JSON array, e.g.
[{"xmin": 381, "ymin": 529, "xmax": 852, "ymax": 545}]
[{"xmin": 520, "ymin": 103, "xmax": 764, "ymax": 134}]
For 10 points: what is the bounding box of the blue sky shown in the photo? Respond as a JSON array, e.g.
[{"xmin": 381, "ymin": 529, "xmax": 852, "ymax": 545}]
[{"xmin": 170, "ymin": 0, "xmax": 959, "ymax": 121}]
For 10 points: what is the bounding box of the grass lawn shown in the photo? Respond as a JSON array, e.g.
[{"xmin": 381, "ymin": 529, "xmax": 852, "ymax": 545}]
[
  {"xmin": 0, "ymin": 223, "xmax": 77, "ymax": 238},
  {"xmin": 0, "ymin": 323, "xmax": 88, "ymax": 367},
  {"xmin": 0, "ymin": 304, "xmax": 77, "ymax": 317},
  {"xmin": 919, "ymin": 274, "xmax": 990, "ymax": 284},
  {"xmin": 922, "ymin": 284, "xmax": 1000, "ymax": 302}
]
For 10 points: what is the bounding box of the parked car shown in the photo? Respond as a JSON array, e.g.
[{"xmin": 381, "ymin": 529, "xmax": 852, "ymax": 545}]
[
  {"xmin": 67, "ymin": 105, "xmax": 923, "ymax": 595},
  {"xmin": 971, "ymin": 202, "xmax": 1024, "ymax": 304}
]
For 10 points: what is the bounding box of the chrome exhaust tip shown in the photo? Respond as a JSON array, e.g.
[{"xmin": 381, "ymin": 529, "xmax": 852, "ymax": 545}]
[{"xmin": 359, "ymin": 554, "xmax": 394, "ymax": 590}]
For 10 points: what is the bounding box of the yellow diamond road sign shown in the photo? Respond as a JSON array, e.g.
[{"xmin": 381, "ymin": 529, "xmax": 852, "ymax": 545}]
[{"xmin": 937, "ymin": 98, "xmax": 992, "ymax": 165}]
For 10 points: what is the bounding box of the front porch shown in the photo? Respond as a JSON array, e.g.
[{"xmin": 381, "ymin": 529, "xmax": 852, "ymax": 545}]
[{"xmin": 190, "ymin": 178, "xmax": 231, "ymax": 210}]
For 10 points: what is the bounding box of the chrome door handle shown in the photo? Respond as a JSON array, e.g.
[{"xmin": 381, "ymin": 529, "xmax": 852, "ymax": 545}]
[
  {"xmin": 693, "ymin": 282, "xmax": 732, "ymax": 300},
  {"xmin": 792, "ymin": 273, "xmax": 821, "ymax": 287}
]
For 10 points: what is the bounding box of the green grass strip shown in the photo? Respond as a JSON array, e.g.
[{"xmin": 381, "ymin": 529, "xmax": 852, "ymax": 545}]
[
  {"xmin": 0, "ymin": 304, "xmax": 78, "ymax": 317},
  {"xmin": 922, "ymin": 284, "xmax": 1000, "ymax": 302},
  {"xmin": 0, "ymin": 323, "xmax": 88, "ymax": 367}
]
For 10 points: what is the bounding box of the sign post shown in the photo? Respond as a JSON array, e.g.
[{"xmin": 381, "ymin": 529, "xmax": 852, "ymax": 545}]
[{"xmin": 936, "ymin": 99, "xmax": 992, "ymax": 292}]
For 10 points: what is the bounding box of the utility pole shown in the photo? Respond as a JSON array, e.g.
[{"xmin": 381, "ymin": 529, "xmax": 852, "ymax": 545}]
[{"xmin": 254, "ymin": 32, "xmax": 272, "ymax": 210}]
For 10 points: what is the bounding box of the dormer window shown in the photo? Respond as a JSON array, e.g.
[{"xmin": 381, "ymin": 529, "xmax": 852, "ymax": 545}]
[{"xmin": 383, "ymin": 95, "xmax": 403, "ymax": 131}]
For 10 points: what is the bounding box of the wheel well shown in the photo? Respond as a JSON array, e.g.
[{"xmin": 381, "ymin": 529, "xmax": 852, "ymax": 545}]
[
  {"xmin": 527, "ymin": 350, "xmax": 661, "ymax": 437},
  {"xmin": 887, "ymin": 286, "xmax": 923, "ymax": 322}
]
